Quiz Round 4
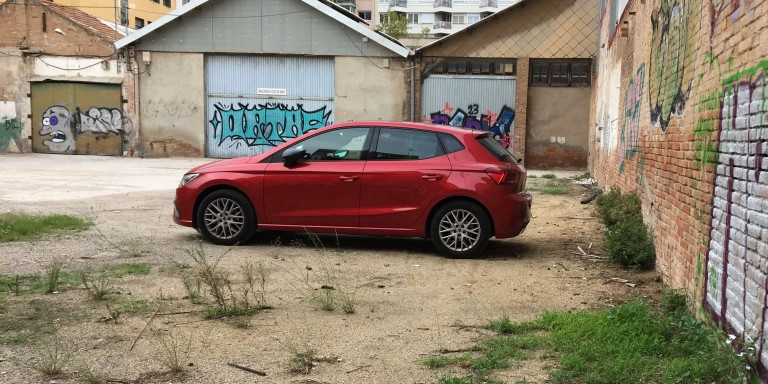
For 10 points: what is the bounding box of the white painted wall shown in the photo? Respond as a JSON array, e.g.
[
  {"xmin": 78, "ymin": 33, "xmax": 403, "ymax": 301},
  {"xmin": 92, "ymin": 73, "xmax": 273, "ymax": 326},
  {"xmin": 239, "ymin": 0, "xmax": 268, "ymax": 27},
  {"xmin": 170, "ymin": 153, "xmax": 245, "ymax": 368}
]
[{"xmin": 34, "ymin": 56, "xmax": 121, "ymax": 78}]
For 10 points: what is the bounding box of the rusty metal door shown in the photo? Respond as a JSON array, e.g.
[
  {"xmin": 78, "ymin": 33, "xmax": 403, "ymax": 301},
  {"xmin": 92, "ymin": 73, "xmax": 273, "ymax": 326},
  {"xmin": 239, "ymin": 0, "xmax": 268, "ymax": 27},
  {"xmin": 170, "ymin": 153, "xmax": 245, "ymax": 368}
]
[{"xmin": 31, "ymin": 82, "xmax": 124, "ymax": 155}]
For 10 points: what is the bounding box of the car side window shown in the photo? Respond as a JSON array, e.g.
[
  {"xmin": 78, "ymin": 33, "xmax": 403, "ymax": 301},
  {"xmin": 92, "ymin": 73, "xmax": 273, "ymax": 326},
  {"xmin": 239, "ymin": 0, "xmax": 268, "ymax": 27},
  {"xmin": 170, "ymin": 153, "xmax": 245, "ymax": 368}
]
[
  {"xmin": 374, "ymin": 128, "xmax": 442, "ymax": 160},
  {"xmin": 287, "ymin": 128, "xmax": 369, "ymax": 161},
  {"xmin": 438, "ymin": 133, "xmax": 465, "ymax": 154}
]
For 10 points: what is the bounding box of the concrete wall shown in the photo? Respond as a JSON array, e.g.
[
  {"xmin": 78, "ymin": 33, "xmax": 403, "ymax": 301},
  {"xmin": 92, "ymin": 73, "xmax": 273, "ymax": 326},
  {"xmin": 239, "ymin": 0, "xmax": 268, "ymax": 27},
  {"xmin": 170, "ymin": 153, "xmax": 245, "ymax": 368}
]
[
  {"xmin": 136, "ymin": 51, "xmax": 205, "ymax": 157},
  {"xmin": 590, "ymin": 0, "xmax": 768, "ymax": 373},
  {"xmin": 334, "ymin": 56, "xmax": 408, "ymax": 122},
  {"xmin": 525, "ymin": 86, "xmax": 590, "ymax": 169}
]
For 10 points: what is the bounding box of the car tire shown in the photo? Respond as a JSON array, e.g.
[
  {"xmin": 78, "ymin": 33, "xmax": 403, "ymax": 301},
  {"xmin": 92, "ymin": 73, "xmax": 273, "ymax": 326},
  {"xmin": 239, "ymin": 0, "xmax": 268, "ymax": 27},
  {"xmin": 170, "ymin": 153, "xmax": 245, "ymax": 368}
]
[
  {"xmin": 430, "ymin": 201, "xmax": 490, "ymax": 258},
  {"xmin": 196, "ymin": 190, "xmax": 255, "ymax": 246}
]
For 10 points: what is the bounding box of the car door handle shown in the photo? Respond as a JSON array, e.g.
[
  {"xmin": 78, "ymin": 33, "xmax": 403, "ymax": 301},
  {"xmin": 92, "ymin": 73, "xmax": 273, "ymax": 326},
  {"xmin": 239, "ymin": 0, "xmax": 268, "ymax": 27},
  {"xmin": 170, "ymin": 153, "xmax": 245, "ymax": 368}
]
[
  {"xmin": 422, "ymin": 174, "xmax": 443, "ymax": 181},
  {"xmin": 339, "ymin": 175, "xmax": 359, "ymax": 182}
]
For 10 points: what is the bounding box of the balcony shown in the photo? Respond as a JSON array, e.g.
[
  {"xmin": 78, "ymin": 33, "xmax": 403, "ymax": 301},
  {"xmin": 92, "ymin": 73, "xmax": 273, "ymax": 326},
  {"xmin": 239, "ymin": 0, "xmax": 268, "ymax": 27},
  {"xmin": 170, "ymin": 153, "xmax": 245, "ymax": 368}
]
[
  {"xmin": 433, "ymin": 0, "xmax": 452, "ymax": 11},
  {"xmin": 479, "ymin": 0, "xmax": 497, "ymax": 7},
  {"xmin": 389, "ymin": 0, "xmax": 407, "ymax": 7},
  {"xmin": 432, "ymin": 20, "xmax": 452, "ymax": 35}
]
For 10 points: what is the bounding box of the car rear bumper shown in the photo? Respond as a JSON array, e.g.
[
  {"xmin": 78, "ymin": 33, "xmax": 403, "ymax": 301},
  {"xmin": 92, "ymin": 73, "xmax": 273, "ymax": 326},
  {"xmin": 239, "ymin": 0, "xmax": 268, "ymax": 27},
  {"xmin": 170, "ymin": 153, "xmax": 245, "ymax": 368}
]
[{"xmin": 492, "ymin": 191, "xmax": 532, "ymax": 239}]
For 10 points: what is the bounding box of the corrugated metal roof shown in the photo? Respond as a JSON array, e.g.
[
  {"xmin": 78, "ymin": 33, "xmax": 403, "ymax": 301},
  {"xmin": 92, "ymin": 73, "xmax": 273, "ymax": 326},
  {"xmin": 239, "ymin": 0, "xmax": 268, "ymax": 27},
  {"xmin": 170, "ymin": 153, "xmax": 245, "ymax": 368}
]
[{"xmin": 113, "ymin": 0, "xmax": 411, "ymax": 57}]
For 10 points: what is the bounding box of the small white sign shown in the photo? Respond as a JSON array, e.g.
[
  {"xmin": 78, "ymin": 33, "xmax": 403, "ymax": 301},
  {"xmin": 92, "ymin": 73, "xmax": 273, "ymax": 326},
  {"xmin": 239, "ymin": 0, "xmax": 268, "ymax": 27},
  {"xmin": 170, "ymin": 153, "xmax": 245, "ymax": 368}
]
[{"xmin": 257, "ymin": 88, "xmax": 287, "ymax": 96}]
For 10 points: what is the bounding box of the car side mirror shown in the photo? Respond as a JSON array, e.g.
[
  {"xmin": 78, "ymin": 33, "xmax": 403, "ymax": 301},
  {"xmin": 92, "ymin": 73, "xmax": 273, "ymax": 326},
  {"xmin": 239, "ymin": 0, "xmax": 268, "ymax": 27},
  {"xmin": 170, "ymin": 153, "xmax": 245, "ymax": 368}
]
[{"xmin": 282, "ymin": 147, "xmax": 307, "ymax": 167}]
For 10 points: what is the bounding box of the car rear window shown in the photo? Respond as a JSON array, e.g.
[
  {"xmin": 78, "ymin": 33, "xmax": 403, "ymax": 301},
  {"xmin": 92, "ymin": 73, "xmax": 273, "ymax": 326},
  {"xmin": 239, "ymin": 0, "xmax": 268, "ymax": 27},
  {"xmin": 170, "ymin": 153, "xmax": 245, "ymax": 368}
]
[
  {"xmin": 439, "ymin": 133, "xmax": 465, "ymax": 154},
  {"xmin": 477, "ymin": 135, "xmax": 517, "ymax": 164}
]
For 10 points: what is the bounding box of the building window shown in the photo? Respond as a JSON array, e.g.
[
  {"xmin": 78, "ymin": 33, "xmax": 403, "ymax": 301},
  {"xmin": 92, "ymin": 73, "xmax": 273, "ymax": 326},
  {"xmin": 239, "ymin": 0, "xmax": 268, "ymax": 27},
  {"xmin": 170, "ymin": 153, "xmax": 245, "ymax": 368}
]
[
  {"xmin": 467, "ymin": 14, "xmax": 480, "ymax": 24},
  {"xmin": 151, "ymin": 0, "xmax": 159, "ymax": 3},
  {"xmin": 135, "ymin": 17, "xmax": 145, "ymax": 28},
  {"xmin": 529, "ymin": 60, "xmax": 592, "ymax": 86},
  {"xmin": 407, "ymin": 13, "xmax": 419, "ymax": 24},
  {"xmin": 163, "ymin": 0, "xmax": 171, "ymax": 7},
  {"xmin": 451, "ymin": 14, "xmax": 466, "ymax": 24},
  {"xmin": 358, "ymin": 11, "xmax": 372, "ymax": 20},
  {"xmin": 429, "ymin": 59, "xmax": 516, "ymax": 76}
]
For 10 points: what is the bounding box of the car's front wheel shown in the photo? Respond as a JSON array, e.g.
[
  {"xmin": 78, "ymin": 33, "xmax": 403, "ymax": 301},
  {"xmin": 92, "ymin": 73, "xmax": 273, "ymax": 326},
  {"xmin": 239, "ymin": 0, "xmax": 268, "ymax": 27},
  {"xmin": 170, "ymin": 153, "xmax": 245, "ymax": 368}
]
[
  {"xmin": 196, "ymin": 190, "xmax": 255, "ymax": 245},
  {"xmin": 430, "ymin": 201, "xmax": 490, "ymax": 258}
]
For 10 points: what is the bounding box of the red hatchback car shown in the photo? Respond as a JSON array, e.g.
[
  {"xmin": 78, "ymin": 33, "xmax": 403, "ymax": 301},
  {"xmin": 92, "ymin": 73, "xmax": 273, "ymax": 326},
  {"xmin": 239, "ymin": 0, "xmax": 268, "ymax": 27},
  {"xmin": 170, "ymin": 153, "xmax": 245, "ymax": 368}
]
[{"xmin": 173, "ymin": 121, "xmax": 532, "ymax": 258}]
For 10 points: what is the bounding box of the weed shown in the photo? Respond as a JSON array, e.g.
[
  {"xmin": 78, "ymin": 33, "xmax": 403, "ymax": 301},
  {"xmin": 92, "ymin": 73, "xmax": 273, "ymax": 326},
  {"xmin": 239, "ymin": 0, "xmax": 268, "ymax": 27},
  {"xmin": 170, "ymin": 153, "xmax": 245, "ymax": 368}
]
[
  {"xmin": 45, "ymin": 261, "xmax": 64, "ymax": 294},
  {"xmin": 78, "ymin": 364, "xmax": 106, "ymax": 384},
  {"xmin": 106, "ymin": 304, "xmax": 122, "ymax": 324},
  {"xmin": 595, "ymin": 189, "xmax": 655, "ymax": 270},
  {"xmin": 181, "ymin": 273, "xmax": 202, "ymax": 304},
  {"xmin": 486, "ymin": 315, "xmax": 544, "ymax": 335},
  {"xmin": 80, "ymin": 271, "xmax": 113, "ymax": 300},
  {"xmin": 282, "ymin": 231, "xmax": 358, "ymax": 313},
  {"xmin": 289, "ymin": 348, "xmax": 317, "ymax": 374},
  {"xmin": 0, "ymin": 212, "xmax": 91, "ymax": 242},
  {"xmin": 151, "ymin": 327, "xmax": 192, "ymax": 373},
  {"xmin": 187, "ymin": 242, "xmax": 267, "ymax": 324},
  {"xmin": 226, "ymin": 315, "xmax": 253, "ymax": 328},
  {"xmin": 242, "ymin": 261, "xmax": 270, "ymax": 308},
  {"xmin": 34, "ymin": 327, "xmax": 77, "ymax": 376},
  {"xmin": 541, "ymin": 173, "xmax": 556, "ymax": 179}
]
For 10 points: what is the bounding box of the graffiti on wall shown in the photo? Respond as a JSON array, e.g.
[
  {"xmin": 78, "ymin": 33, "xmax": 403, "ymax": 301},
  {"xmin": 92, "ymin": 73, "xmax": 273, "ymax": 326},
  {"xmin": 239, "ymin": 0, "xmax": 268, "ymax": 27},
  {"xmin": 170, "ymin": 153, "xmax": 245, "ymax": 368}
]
[
  {"xmin": 39, "ymin": 105, "xmax": 128, "ymax": 153},
  {"xmin": 649, "ymin": 0, "xmax": 699, "ymax": 132},
  {"xmin": 426, "ymin": 103, "xmax": 515, "ymax": 148},
  {"xmin": 620, "ymin": 64, "xmax": 646, "ymax": 172},
  {"xmin": 209, "ymin": 102, "xmax": 332, "ymax": 149},
  {"xmin": 709, "ymin": 0, "xmax": 759, "ymax": 40},
  {"xmin": 704, "ymin": 61, "xmax": 768, "ymax": 369},
  {"xmin": 1, "ymin": 101, "xmax": 22, "ymax": 151}
]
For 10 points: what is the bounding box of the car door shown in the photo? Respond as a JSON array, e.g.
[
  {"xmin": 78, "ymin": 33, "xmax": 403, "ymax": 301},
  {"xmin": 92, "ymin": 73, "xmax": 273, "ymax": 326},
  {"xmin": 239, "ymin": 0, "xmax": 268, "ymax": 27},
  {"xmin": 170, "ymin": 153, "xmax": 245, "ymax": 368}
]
[
  {"xmin": 359, "ymin": 127, "xmax": 451, "ymax": 230},
  {"xmin": 263, "ymin": 127, "xmax": 371, "ymax": 228}
]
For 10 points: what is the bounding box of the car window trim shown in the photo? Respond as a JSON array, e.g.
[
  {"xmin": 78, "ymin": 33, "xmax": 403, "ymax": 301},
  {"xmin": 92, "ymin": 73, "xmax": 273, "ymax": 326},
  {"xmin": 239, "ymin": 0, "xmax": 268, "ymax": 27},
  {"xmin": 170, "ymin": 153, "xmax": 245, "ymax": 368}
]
[
  {"xmin": 370, "ymin": 126, "xmax": 445, "ymax": 161},
  {"xmin": 263, "ymin": 127, "xmax": 375, "ymax": 163}
]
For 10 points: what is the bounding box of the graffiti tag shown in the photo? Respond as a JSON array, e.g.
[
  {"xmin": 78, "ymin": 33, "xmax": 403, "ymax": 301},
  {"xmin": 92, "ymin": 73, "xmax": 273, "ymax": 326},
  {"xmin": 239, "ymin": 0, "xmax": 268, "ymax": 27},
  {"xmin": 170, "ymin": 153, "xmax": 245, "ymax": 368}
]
[
  {"xmin": 428, "ymin": 104, "xmax": 515, "ymax": 148},
  {"xmin": 39, "ymin": 105, "xmax": 127, "ymax": 153},
  {"xmin": 620, "ymin": 64, "xmax": 645, "ymax": 172},
  {"xmin": 1, "ymin": 116, "xmax": 23, "ymax": 151},
  {"xmin": 209, "ymin": 103, "xmax": 332, "ymax": 147},
  {"xmin": 649, "ymin": 0, "xmax": 698, "ymax": 132}
]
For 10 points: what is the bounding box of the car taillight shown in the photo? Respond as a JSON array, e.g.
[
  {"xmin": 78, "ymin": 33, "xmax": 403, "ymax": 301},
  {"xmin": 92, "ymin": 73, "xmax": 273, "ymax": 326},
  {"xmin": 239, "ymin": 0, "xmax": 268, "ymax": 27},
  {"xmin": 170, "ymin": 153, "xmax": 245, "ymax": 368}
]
[{"xmin": 485, "ymin": 167, "xmax": 520, "ymax": 185}]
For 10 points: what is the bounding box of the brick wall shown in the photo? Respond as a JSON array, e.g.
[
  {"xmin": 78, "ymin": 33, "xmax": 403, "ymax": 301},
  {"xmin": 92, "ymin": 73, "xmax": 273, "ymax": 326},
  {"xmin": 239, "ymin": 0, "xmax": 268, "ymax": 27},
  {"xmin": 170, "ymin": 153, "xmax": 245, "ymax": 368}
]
[{"xmin": 590, "ymin": 0, "xmax": 768, "ymax": 375}]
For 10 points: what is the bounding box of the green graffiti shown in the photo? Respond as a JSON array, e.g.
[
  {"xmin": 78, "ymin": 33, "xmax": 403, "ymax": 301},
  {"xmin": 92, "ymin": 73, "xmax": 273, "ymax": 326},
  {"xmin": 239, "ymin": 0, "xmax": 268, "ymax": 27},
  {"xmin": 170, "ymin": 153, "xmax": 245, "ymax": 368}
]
[
  {"xmin": 649, "ymin": 0, "xmax": 701, "ymax": 132},
  {"xmin": 0, "ymin": 116, "xmax": 23, "ymax": 151},
  {"xmin": 709, "ymin": 267, "xmax": 720, "ymax": 294}
]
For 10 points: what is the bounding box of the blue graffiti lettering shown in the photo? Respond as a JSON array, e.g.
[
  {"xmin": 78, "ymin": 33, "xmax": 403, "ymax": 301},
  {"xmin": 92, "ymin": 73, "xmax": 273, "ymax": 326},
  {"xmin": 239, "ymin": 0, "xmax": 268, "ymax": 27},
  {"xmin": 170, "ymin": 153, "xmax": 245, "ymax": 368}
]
[
  {"xmin": 210, "ymin": 103, "xmax": 332, "ymax": 147},
  {"xmin": 431, "ymin": 104, "xmax": 515, "ymax": 148}
]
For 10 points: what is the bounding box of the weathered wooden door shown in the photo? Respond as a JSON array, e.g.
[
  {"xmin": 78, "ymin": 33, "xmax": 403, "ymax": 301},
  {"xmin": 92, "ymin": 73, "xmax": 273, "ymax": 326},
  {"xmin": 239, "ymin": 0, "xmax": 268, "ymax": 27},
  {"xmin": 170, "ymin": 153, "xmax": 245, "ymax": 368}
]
[{"xmin": 31, "ymin": 82, "xmax": 124, "ymax": 155}]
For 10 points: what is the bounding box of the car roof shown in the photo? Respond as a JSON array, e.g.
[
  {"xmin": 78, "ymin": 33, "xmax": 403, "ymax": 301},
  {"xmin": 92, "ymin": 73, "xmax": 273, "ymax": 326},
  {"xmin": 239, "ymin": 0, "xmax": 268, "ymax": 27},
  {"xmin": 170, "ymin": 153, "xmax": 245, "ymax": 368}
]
[{"xmin": 327, "ymin": 121, "xmax": 488, "ymax": 137}]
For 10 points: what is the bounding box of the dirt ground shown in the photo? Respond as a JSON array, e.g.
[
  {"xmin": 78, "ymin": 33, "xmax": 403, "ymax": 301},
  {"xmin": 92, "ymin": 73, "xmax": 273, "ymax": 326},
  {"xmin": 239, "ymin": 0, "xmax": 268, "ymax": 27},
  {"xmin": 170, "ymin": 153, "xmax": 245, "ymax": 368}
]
[{"xmin": 0, "ymin": 174, "xmax": 661, "ymax": 384}]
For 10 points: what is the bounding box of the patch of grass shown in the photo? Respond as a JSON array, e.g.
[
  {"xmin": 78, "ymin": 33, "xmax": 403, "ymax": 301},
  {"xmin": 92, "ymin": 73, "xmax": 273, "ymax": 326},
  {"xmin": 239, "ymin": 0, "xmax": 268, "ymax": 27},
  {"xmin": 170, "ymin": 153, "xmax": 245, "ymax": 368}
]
[
  {"xmin": 595, "ymin": 188, "xmax": 643, "ymax": 227},
  {"xmin": 539, "ymin": 181, "xmax": 567, "ymax": 195},
  {"xmin": 109, "ymin": 298, "xmax": 151, "ymax": 314},
  {"xmin": 0, "ymin": 298, "xmax": 83, "ymax": 345},
  {"xmin": 102, "ymin": 263, "xmax": 151, "ymax": 278},
  {"xmin": 0, "ymin": 270, "xmax": 80, "ymax": 295},
  {"xmin": 0, "ymin": 212, "xmax": 92, "ymax": 242},
  {"xmin": 428, "ymin": 300, "xmax": 752, "ymax": 384},
  {"xmin": 541, "ymin": 173, "xmax": 557, "ymax": 179}
]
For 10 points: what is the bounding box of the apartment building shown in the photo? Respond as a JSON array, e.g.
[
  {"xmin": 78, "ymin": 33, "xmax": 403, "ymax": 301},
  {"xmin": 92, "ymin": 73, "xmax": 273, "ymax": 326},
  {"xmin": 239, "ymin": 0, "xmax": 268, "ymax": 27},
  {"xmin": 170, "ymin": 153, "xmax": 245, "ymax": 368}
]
[
  {"xmin": 53, "ymin": 0, "xmax": 176, "ymax": 29},
  {"xmin": 378, "ymin": 0, "xmax": 520, "ymax": 36}
]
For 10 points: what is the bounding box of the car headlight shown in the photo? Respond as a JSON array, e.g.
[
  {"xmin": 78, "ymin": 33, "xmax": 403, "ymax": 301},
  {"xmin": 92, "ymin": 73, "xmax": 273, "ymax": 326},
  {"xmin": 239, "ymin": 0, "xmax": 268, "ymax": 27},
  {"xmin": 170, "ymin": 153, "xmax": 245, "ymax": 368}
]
[{"xmin": 180, "ymin": 173, "xmax": 200, "ymax": 186}]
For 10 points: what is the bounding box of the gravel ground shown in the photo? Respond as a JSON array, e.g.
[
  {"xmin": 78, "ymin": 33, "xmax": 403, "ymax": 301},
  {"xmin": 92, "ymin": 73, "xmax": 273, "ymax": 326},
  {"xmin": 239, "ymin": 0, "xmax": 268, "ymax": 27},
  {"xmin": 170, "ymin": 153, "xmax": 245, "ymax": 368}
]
[{"xmin": 0, "ymin": 160, "xmax": 659, "ymax": 384}]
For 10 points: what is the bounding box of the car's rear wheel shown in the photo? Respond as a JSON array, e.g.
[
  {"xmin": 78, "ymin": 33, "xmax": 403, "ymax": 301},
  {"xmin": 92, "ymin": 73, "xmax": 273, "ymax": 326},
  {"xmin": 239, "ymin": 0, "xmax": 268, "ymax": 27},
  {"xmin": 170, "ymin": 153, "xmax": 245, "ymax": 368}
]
[
  {"xmin": 197, "ymin": 190, "xmax": 255, "ymax": 245},
  {"xmin": 430, "ymin": 201, "xmax": 490, "ymax": 258}
]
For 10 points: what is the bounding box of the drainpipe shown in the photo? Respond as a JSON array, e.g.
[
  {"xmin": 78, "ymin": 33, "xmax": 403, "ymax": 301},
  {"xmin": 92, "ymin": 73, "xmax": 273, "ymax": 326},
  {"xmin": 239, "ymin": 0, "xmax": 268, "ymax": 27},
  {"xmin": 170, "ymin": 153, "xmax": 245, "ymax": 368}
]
[{"xmin": 410, "ymin": 57, "xmax": 415, "ymax": 122}]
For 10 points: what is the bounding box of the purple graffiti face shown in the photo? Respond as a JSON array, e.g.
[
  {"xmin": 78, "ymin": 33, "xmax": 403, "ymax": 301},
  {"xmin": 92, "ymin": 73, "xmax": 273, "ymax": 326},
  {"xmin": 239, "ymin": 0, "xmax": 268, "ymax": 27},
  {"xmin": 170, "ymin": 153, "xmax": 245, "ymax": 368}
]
[{"xmin": 40, "ymin": 105, "xmax": 75, "ymax": 153}]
